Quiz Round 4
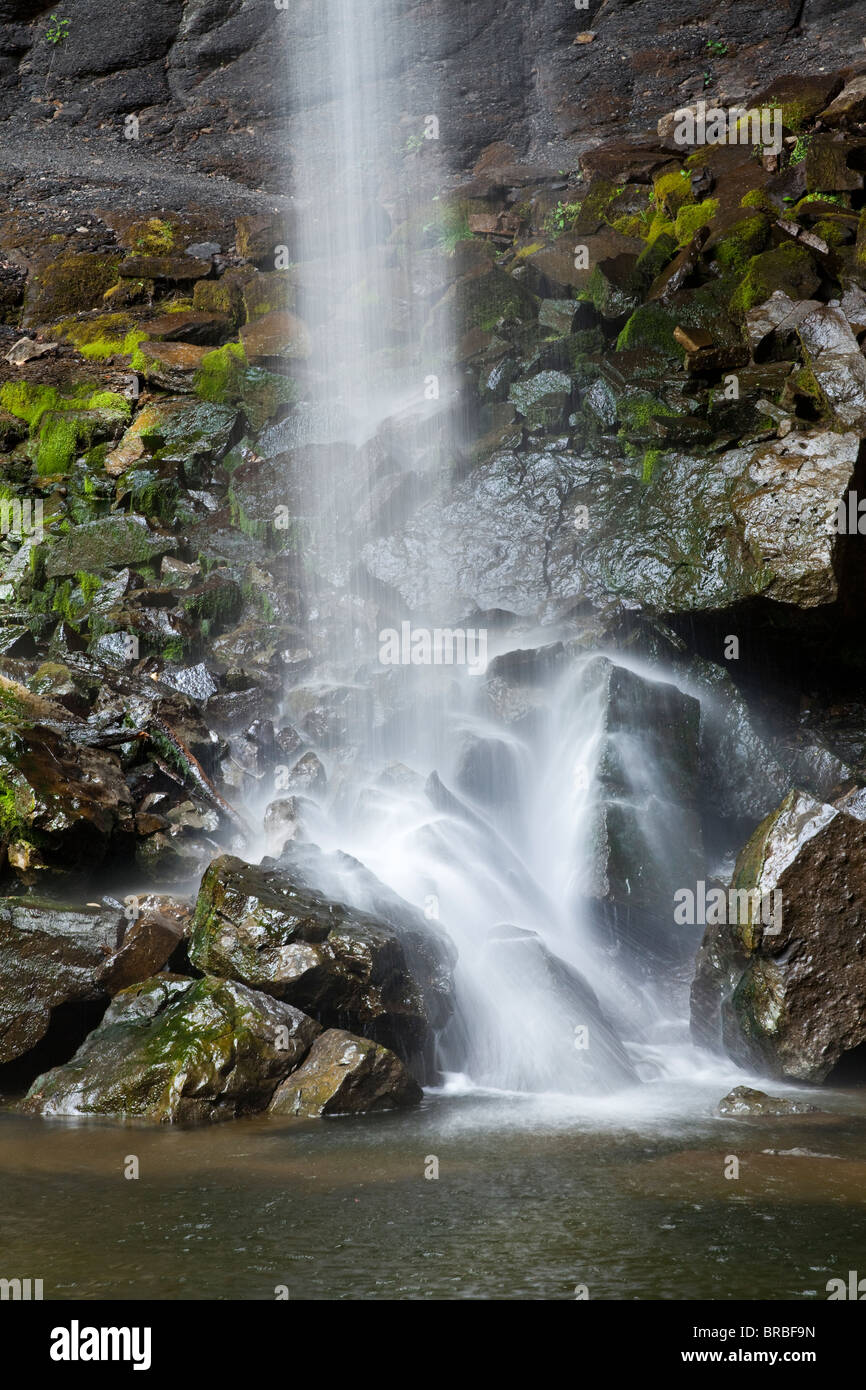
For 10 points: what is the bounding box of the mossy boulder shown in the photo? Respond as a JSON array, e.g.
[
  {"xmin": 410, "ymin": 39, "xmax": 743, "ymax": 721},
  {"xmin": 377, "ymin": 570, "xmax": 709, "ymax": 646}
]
[
  {"xmin": 193, "ymin": 267, "xmax": 256, "ymax": 324},
  {"xmin": 104, "ymin": 398, "xmax": 238, "ymax": 477},
  {"xmin": 691, "ymin": 790, "xmax": 866, "ymax": 1083},
  {"xmin": 22, "ymin": 974, "xmax": 321, "ymax": 1123},
  {"xmin": 188, "ymin": 846, "xmax": 455, "ymax": 1077},
  {"xmin": 45, "ymin": 514, "xmax": 174, "ymax": 578},
  {"xmin": 729, "ymin": 243, "xmax": 821, "ymax": 316},
  {"xmin": 50, "ymin": 312, "xmax": 148, "ymax": 361},
  {"xmin": 710, "ymin": 215, "xmax": 771, "ymax": 276},
  {"xmin": 23, "ymin": 252, "xmax": 121, "ymax": 327},
  {"xmin": 235, "ymin": 213, "xmax": 296, "ymax": 266},
  {"xmin": 673, "ymin": 198, "xmax": 718, "ymax": 247},
  {"xmin": 193, "ymin": 341, "xmax": 297, "ymax": 431},
  {"xmin": 268, "ymin": 1028, "xmax": 421, "ymax": 1116},
  {"xmin": 804, "ymin": 135, "xmax": 863, "ymax": 195},
  {"xmin": 118, "ymin": 255, "xmax": 212, "ymax": 282},
  {"xmin": 34, "ymin": 406, "xmax": 128, "ymax": 476},
  {"xmin": 616, "ymin": 303, "xmax": 683, "ymax": 360}
]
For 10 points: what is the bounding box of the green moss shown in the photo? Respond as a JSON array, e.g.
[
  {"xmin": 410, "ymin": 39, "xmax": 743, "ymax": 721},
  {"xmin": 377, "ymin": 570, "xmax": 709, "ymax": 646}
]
[
  {"xmin": 685, "ymin": 147, "xmax": 714, "ymax": 169},
  {"xmin": 713, "ymin": 215, "xmax": 771, "ymax": 276},
  {"xmin": 616, "ymin": 304, "xmax": 683, "ymax": 361},
  {"xmin": 616, "ymin": 394, "xmax": 679, "ymax": 434},
  {"xmin": 512, "ymin": 240, "xmax": 545, "ymax": 263},
  {"xmin": 28, "ymin": 253, "xmax": 122, "ymax": 323},
  {"xmin": 740, "ymin": 189, "xmax": 776, "ymax": 214},
  {"xmin": 127, "ymin": 217, "xmax": 176, "ymax": 255},
  {"xmin": 641, "ymin": 449, "xmax": 662, "ymax": 484},
  {"xmin": 653, "ymin": 169, "xmax": 692, "ymax": 217},
  {"xmin": 813, "ymin": 218, "xmax": 845, "ymax": 247},
  {"xmin": 0, "ymin": 383, "xmax": 129, "ymax": 431},
  {"xmin": 0, "ymin": 766, "xmax": 36, "ymax": 843},
  {"xmin": 194, "ymin": 341, "xmax": 248, "ymax": 404},
  {"xmin": 775, "ymin": 99, "xmax": 810, "ymax": 135},
  {"xmin": 674, "ymin": 198, "xmax": 719, "ymax": 247},
  {"xmin": 635, "ymin": 231, "xmax": 678, "ymax": 283},
  {"xmin": 729, "ymin": 242, "xmax": 818, "ymax": 315},
  {"xmin": 52, "ymin": 314, "xmax": 149, "ymax": 361}
]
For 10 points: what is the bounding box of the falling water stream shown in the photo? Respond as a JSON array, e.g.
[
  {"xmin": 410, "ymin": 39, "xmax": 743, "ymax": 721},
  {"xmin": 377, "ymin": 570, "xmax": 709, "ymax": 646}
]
[{"xmin": 273, "ymin": 0, "xmax": 719, "ymax": 1101}]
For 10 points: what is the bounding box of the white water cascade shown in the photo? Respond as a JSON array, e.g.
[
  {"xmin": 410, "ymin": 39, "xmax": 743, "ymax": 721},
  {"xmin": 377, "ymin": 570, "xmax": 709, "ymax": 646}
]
[{"xmin": 275, "ymin": 1, "xmax": 731, "ymax": 1101}]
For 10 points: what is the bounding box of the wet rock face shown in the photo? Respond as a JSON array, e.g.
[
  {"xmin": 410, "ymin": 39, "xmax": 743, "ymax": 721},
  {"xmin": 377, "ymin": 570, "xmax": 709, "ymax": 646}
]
[
  {"xmin": 0, "ymin": 896, "xmax": 181, "ymax": 1064},
  {"xmin": 582, "ymin": 657, "xmax": 704, "ymax": 965},
  {"xmin": 269, "ymin": 1028, "xmax": 421, "ymax": 1118},
  {"xmin": 691, "ymin": 790, "xmax": 866, "ymax": 1083},
  {"xmin": 0, "ymin": 899, "xmax": 122, "ymax": 1063},
  {"xmin": 363, "ymin": 427, "xmax": 861, "ymax": 621},
  {"xmin": 22, "ymin": 974, "xmax": 321, "ymax": 1123},
  {"xmin": 188, "ymin": 847, "xmax": 456, "ymax": 1078}
]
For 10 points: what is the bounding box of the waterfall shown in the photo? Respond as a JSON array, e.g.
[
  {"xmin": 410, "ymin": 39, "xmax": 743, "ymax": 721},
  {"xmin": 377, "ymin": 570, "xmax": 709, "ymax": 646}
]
[{"xmin": 277, "ymin": 2, "xmax": 714, "ymax": 1097}]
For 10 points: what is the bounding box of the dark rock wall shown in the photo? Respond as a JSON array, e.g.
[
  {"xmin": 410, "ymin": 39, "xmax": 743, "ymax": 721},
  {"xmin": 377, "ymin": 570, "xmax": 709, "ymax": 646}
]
[{"xmin": 2, "ymin": 1, "xmax": 865, "ymax": 188}]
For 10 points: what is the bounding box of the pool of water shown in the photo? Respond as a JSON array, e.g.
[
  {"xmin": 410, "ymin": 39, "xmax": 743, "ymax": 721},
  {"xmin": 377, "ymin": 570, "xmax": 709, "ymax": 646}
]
[{"xmin": 2, "ymin": 1076, "xmax": 865, "ymax": 1300}]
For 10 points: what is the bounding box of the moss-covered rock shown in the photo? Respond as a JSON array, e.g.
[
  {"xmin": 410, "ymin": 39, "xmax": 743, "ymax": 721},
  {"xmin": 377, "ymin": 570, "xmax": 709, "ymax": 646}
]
[
  {"xmin": 44, "ymin": 514, "xmax": 174, "ymax": 578},
  {"xmin": 193, "ymin": 340, "xmax": 297, "ymax": 430},
  {"xmin": 23, "ymin": 974, "xmax": 321, "ymax": 1123},
  {"xmin": 616, "ymin": 303, "xmax": 683, "ymax": 360},
  {"xmin": 241, "ymin": 271, "xmax": 296, "ymax": 323},
  {"xmin": 193, "ymin": 267, "xmax": 256, "ymax": 324},
  {"xmin": 691, "ymin": 789, "xmax": 866, "ymax": 1082},
  {"xmin": 268, "ymin": 1027, "xmax": 421, "ymax": 1116},
  {"xmin": 50, "ymin": 312, "xmax": 148, "ymax": 360},
  {"xmin": 132, "ymin": 340, "xmax": 211, "ymax": 392},
  {"xmin": 188, "ymin": 846, "xmax": 455, "ymax": 1075},
  {"xmin": 711, "ymin": 215, "xmax": 771, "ymax": 276},
  {"xmin": 729, "ymin": 242, "xmax": 821, "ymax": 315},
  {"xmin": 673, "ymin": 197, "xmax": 718, "ymax": 247},
  {"xmin": 23, "ymin": 252, "xmax": 122, "ymax": 327},
  {"xmin": 35, "ymin": 406, "xmax": 128, "ymax": 475}
]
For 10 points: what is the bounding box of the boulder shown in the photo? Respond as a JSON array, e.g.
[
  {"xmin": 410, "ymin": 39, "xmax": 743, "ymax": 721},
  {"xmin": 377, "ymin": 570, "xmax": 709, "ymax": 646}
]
[
  {"xmin": 716, "ymin": 1085, "xmax": 817, "ymax": 1117},
  {"xmin": 819, "ymin": 76, "xmax": 866, "ymax": 127},
  {"xmin": 730, "ymin": 430, "xmax": 860, "ymax": 607},
  {"xmin": 691, "ymin": 790, "xmax": 866, "ymax": 1083},
  {"xmin": 22, "ymin": 974, "xmax": 320, "ymax": 1123},
  {"xmin": 188, "ymin": 845, "xmax": 456, "ymax": 1076},
  {"xmin": 796, "ymin": 306, "xmax": 866, "ymax": 431},
  {"xmin": 0, "ymin": 899, "xmax": 124, "ymax": 1063},
  {"xmin": 135, "ymin": 340, "xmax": 210, "ymax": 392},
  {"xmin": 45, "ymin": 514, "xmax": 174, "ymax": 577},
  {"xmin": 269, "ymin": 1028, "xmax": 421, "ymax": 1116},
  {"xmin": 240, "ymin": 310, "xmax": 311, "ymax": 363},
  {"xmin": 118, "ymin": 255, "xmax": 212, "ymax": 281}
]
